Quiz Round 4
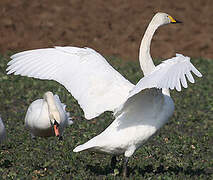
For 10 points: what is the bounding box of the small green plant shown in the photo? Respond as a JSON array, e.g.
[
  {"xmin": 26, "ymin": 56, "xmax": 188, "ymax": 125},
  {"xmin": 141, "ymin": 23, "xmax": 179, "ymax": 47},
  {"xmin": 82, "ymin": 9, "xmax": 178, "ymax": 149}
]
[{"xmin": 0, "ymin": 54, "xmax": 212, "ymax": 179}]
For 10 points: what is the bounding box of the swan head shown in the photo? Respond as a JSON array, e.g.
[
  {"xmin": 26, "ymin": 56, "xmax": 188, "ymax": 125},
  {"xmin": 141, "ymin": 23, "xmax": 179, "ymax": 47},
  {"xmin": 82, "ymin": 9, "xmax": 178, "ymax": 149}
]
[
  {"xmin": 43, "ymin": 91, "xmax": 61, "ymax": 137},
  {"xmin": 152, "ymin": 12, "xmax": 182, "ymax": 27}
]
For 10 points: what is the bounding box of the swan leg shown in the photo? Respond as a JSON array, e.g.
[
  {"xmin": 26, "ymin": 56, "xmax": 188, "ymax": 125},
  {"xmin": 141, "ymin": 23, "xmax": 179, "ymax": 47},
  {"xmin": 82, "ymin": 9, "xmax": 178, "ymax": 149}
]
[
  {"xmin": 122, "ymin": 156, "xmax": 129, "ymax": 177},
  {"xmin": 110, "ymin": 155, "xmax": 117, "ymax": 170}
]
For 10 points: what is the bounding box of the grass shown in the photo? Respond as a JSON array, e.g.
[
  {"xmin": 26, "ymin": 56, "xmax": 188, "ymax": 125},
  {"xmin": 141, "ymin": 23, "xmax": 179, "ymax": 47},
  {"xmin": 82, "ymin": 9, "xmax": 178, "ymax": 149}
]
[{"xmin": 0, "ymin": 53, "xmax": 212, "ymax": 179}]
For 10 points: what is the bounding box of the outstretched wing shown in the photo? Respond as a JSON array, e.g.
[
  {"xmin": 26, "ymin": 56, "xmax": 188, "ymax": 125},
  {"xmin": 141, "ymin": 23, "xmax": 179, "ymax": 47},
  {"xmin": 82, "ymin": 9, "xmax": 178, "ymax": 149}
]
[
  {"xmin": 127, "ymin": 54, "xmax": 202, "ymax": 99},
  {"xmin": 114, "ymin": 54, "xmax": 202, "ymax": 118},
  {"xmin": 7, "ymin": 46, "xmax": 134, "ymax": 119}
]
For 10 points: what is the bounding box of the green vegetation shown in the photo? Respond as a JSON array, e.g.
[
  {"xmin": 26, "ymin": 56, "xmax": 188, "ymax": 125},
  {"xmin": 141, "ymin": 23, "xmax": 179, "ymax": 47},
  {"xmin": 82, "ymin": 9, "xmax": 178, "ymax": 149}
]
[{"xmin": 0, "ymin": 54, "xmax": 212, "ymax": 179}]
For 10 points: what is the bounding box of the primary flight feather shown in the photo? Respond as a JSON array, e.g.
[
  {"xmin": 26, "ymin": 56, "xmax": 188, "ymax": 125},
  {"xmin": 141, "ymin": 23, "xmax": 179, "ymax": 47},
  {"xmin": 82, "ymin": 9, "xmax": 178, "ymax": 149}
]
[{"xmin": 7, "ymin": 47, "xmax": 134, "ymax": 120}]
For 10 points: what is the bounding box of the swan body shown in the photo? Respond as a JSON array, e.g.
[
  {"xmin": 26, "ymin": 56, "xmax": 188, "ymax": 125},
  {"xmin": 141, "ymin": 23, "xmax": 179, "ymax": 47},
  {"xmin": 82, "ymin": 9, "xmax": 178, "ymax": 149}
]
[
  {"xmin": 25, "ymin": 91, "xmax": 73, "ymax": 138},
  {"xmin": 74, "ymin": 89, "xmax": 174, "ymax": 157},
  {"xmin": 6, "ymin": 12, "xmax": 202, "ymax": 175},
  {"xmin": 0, "ymin": 115, "xmax": 6, "ymax": 143}
]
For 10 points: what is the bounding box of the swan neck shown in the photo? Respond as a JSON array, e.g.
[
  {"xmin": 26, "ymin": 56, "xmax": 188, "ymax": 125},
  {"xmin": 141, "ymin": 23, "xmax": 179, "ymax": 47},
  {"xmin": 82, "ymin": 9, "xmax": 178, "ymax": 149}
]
[
  {"xmin": 43, "ymin": 92, "xmax": 58, "ymax": 117},
  {"xmin": 139, "ymin": 23, "xmax": 159, "ymax": 76}
]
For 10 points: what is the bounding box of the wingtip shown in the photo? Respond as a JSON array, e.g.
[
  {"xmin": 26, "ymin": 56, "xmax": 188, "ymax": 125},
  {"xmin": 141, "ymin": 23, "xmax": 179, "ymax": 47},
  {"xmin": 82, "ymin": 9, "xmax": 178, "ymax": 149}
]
[
  {"xmin": 5, "ymin": 67, "xmax": 10, "ymax": 73},
  {"xmin": 197, "ymin": 72, "xmax": 203, "ymax": 78},
  {"xmin": 73, "ymin": 146, "xmax": 81, "ymax": 152},
  {"xmin": 175, "ymin": 85, "xmax": 182, "ymax": 92},
  {"xmin": 10, "ymin": 54, "xmax": 16, "ymax": 59},
  {"xmin": 7, "ymin": 60, "xmax": 13, "ymax": 66},
  {"xmin": 6, "ymin": 69, "xmax": 13, "ymax": 75}
]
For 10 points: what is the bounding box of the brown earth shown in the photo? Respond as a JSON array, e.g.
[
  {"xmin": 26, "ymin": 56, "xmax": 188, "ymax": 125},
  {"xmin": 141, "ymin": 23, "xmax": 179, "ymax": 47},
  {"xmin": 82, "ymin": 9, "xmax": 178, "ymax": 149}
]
[{"xmin": 0, "ymin": 0, "xmax": 213, "ymax": 61}]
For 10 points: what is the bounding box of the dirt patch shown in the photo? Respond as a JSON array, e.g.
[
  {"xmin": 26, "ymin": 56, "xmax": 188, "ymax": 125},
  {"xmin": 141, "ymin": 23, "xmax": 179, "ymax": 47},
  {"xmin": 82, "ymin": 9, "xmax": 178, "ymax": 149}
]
[{"xmin": 0, "ymin": 0, "xmax": 213, "ymax": 60}]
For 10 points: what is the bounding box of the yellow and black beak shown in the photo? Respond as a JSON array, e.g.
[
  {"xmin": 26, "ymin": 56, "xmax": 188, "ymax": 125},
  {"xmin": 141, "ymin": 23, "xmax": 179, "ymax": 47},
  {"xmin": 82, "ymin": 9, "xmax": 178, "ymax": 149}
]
[{"xmin": 168, "ymin": 15, "xmax": 182, "ymax": 24}]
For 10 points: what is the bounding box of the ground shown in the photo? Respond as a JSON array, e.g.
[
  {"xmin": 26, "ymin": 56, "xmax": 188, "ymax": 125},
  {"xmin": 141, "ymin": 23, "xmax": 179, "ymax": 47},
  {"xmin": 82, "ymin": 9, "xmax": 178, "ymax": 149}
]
[
  {"xmin": 0, "ymin": 0, "xmax": 213, "ymax": 61},
  {"xmin": 0, "ymin": 1, "xmax": 212, "ymax": 179},
  {"xmin": 0, "ymin": 55, "xmax": 212, "ymax": 179}
]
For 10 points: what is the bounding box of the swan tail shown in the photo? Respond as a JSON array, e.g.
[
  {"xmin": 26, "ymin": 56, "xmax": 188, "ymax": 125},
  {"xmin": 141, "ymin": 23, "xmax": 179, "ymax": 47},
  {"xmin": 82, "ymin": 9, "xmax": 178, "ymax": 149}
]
[
  {"xmin": 73, "ymin": 139, "xmax": 98, "ymax": 152},
  {"xmin": 73, "ymin": 144, "xmax": 87, "ymax": 152},
  {"xmin": 73, "ymin": 143, "xmax": 93, "ymax": 152}
]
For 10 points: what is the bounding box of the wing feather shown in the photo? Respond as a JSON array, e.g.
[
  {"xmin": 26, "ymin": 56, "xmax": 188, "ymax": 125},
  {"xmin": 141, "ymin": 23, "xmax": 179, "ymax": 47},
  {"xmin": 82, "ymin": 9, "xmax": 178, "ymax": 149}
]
[
  {"xmin": 7, "ymin": 46, "xmax": 134, "ymax": 119},
  {"xmin": 180, "ymin": 72, "xmax": 187, "ymax": 88},
  {"xmin": 114, "ymin": 54, "xmax": 202, "ymax": 118},
  {"xmin": 126, "ymin": 54, "xmax": 202, "ymax": 101},
  {"xmin": 186, "ymin": 71, "xmax": 195, "ymax": 83}
]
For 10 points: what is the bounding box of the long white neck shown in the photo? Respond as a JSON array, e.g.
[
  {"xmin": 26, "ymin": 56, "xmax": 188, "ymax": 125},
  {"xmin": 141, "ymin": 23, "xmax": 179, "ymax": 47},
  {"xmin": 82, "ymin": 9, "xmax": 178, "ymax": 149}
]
[
  {"xmin": 139, "ymin": 19, "xmax": 160, "ymax": 76},
  {"xmin": 43, "ymin": 92, "xmax": 58, "ymax": 120}
]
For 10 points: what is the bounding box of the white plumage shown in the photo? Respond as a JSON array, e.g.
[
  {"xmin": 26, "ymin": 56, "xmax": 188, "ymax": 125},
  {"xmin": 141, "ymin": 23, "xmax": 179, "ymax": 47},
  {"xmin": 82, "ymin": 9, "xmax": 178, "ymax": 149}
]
[
  {"xmin": 25, "ymin": 91, "xmax": 73, "ymax": 138},
  {"xmin": 126, "ymin": 54, "xmax": 202, "ymax": 99},
  {"xmin": 7, "ymin": 47, "xmax": 134, "ymax": 120},
  {"xmin": 7, "ymin": 12, "xmax": 202, "ymax": 176}
]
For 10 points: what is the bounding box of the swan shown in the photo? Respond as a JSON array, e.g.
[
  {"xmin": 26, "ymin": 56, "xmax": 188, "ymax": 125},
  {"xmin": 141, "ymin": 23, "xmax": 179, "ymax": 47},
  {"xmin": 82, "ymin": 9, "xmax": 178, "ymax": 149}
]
[
  {"xmin": 6, "ymin": 12, "xmax": 202, "ymax": 176},
  {"xmin": 0, "ymin": 115, "xmax": 6, "ymax": 144},
  {"xmin": 24, "ymin": 91, "xmax": 73, "ymax": 139}
]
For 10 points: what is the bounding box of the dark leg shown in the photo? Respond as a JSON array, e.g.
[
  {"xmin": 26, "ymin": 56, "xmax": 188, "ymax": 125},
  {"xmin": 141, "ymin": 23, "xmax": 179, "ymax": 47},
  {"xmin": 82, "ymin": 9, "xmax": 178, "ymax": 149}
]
[
  {"xmin": 110, "ymin": 155, "xmax": 117, "ymax": 170},
  {"xmin": 122, "ymin": 156, "xmax": 129, "ymax": 177}
]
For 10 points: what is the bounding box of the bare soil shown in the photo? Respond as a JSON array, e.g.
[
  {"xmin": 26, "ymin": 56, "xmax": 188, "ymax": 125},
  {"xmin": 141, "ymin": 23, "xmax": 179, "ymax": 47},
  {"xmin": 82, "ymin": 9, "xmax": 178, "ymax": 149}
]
[{"xmin": 0, "ymin": 0, "xmax": 213, "ymax": 60}]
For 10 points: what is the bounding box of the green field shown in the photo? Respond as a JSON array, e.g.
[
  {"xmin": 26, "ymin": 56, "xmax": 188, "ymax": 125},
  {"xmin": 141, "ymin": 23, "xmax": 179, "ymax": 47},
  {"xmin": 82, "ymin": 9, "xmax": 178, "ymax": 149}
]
[{"xmin": 0, "ymin": 54, "xmax": 212, "ymax": 179}]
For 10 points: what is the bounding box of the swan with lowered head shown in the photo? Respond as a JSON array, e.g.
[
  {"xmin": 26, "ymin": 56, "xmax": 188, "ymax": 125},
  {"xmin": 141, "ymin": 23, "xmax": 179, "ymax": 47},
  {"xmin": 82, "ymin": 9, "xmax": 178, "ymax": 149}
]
[
  {"xmin": 25, "ymin": 91, "xmax": 73, "ymax": 139},
  {"xmin": 7, "ymin": 12, "xmax": 202, "ymax": 176},
  {"xmin": 0, "ymin": 115, "xmax": 6, "ymax": 144}
]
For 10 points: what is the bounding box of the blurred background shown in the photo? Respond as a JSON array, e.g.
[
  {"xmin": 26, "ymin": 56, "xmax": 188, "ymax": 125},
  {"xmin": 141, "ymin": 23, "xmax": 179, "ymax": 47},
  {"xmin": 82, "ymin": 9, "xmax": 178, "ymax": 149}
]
[{"xmin": 0, "ymin": 0, "xmax": 213, "ymax": 60}]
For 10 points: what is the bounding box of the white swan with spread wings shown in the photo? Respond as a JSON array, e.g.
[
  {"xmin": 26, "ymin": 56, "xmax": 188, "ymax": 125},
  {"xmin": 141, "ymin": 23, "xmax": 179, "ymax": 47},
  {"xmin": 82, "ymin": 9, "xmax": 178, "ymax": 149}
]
[{"xmin": 6, "ymin": 12, "xmax": 202, "ymax": 176}]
